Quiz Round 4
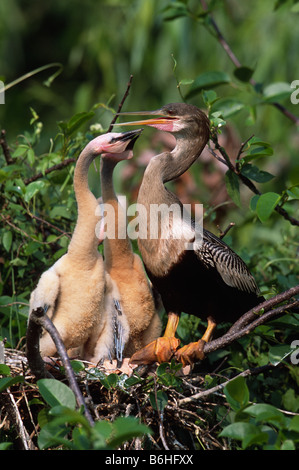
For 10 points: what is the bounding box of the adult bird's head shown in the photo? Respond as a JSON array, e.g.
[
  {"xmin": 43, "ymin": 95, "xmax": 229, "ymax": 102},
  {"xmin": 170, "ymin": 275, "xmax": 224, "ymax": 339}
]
[
  {"xmin": 114, "ymin": 103, "xmax": 210, "ymax": 141},
  {"xmin": 89, "ymin": 129, "xmax": 143, "ymax": 161}
]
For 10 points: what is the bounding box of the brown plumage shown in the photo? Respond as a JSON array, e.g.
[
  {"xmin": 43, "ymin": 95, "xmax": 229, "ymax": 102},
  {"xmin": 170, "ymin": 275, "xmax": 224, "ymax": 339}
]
[
  {"xmin": 28, "ymin": 131, "xmax": 149, "ymax": 363},
  {"xmin": 116, "ymin": 103, "xmax": 263, "ymax": 366},
  {"xmin": 99, "ymin": 131, "xmax": 161, "ymax": 359}
]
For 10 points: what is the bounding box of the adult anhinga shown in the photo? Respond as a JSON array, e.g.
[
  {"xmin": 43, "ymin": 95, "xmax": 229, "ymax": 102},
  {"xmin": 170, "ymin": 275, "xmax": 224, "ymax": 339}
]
[
  {"xmin": 116, "ymin": 103, "xmax": 263, "ymax": 367},
  {"xmin": 28, "ymin": 130, "xmax": 144, "ymax": 363},
  {"xmin": 99, "ymin": 133, "xmax": 161, "ymax": 359}
]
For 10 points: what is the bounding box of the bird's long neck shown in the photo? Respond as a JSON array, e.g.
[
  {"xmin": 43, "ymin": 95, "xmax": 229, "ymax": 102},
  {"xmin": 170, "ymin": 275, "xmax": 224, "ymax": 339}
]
[
  {"xmin": 137, "ymin": 130, "xmax": 208, "ymax": 254},
  {"xmin": 68, "ymin": 144, "xmax": 101, "ymax": 264},
  {"xmin": 100, "ymin": 158, "xmax": 134, "ymax": 271},
  {"xmin": 138, "ymin": 131, "xmax": 207, "ymax": 207}
]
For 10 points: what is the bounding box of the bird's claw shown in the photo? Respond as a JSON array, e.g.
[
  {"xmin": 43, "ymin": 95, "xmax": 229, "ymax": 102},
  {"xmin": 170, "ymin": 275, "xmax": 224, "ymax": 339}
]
[
  {"xmin": 130, "ymin": 337, "xmax": 180, "ymax": 365},
  {"xmin": 175, "ymin": 339, "xmax": 206, "ymax": 367}
]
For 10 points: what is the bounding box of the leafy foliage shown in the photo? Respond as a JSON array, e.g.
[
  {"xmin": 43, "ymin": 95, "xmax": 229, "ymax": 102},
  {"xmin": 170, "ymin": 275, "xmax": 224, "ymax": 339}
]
[{"xmin": 220, "ymin": 376, "xmax": 299, "ymax": 449}]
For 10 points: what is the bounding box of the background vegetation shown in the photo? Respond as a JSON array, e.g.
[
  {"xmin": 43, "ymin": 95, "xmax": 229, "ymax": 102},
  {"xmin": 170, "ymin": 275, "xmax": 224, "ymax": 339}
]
[{"xmin": 0, "ymin": 0, "xmax": 299, "ymax": 451}]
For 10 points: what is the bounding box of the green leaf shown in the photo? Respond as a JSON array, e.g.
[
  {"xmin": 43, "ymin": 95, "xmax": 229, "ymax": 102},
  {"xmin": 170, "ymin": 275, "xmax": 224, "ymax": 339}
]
[
  {"xmin": 256, "ymin": 192, "xmax": 281, "ymax": 222},
  {"xmin": 224, "ymin": 376, "xmax": 249, "ymax": 411},
  {"xmin": 37, "ymin": 421, "xmax": 71, "ymax": 450},
  {"xmin": 99, "ymin": 373, "xmax": 119, "ymax": 390},
  {"xmin": 234, "ymin": 66, "xmax": 254, "ymax": 82},
  {"xmin": 0, "ymin": 364, "xmax": 11, "ymax": 376},
  {"xmin": 149, "ymin": 390, "xmax": 168, "ymax": 411},
  {"xmin": 263, "ymin": 82, "xmax": 292, "ymax": 102},
  {"xmin": 2, "ymin": 231, "xmax": 12, "ymax": 252},
  {"xmin": 212, "ymin": 98, "xmax": 245, "ymax": 118},
  {"xmin": 37, "ymin": 378, "xmax": 76, "ymax": 409},
  {"xmin": 162, "ymin": 2, "xmax": 189, "ymax": 21},
  {"xmin": 268, "ymin": 344, "xmax": 292, "ymax": 366},
  {"xmin": 282, "ymin": 389, "xmax": 299, "ymax": 413},
  {"xmin": 242, "ymin": 137, "xmax": 273, "ymax": 161},
  {"xmin": 281, "ymin": 440, "xmax": 296, "ymax": 450},
  {"xmin": 186, "ymin": 71, "xmax": 230, "ymax": 98},
  {"xmin": 241, "ymin": 163, "xmax": 275, "ymax": 183},
  {"xmin": 48, "ymin": 405, "xmax": 91, "ymax": 429},
  {"xmin": 92, "ymin": 420, "xmax": 113, "ymax": 449},
  {"xmin": 219, "ymin": 422, "xmax": 268, "ymax": 449},
  {"xmin": 0, "ymin": 375, "xmax": 24, "ymax": 392},
  {"xmin": 24, "ymin": 180, "xmax": 45, "ymax": 203},
  {"xmin": 201, "ymin": 89, "xmax": 218, "ymax": 107},
  {"xmin": 70, "ymin": 360, "xmax": 85, "ymax": 373},
  {"xmin": 27, "ymin": 148, "xmax": 35, "ymax": 165},
  {"xmin": 209, "ymin": 111, "xmax": 226, "ymax": 128},
  {"xmin": 244, "ymin": 403, "xmax": 286, "ymax": 427},
  {"xmin": 59, "ymin": 111, "xmax": 95, "ymax": 137},
  {"xmin": 12, "ymin": 145, "xmax": 29, "ymax": 158},
  {"xmin": 289, "ymin": 415, "xmax": 299, "ymax": 432},
  {"xmin": 286, "ymin": 185, "xmax": 299, "ymax": 200},
  {"xmin": 245, "ymin": 136, "xmax": 272, "ymax": 148},
  {"xmin": 107, "ymin": 416, "xmax": 151, "ymax": 449},
  {"xmin": 0, "ymin": 442, "xmax": 13, "ymax": 450},
  {"xmin": 225, "ymin": 170, "xmax": 241, "ymax": 207}
]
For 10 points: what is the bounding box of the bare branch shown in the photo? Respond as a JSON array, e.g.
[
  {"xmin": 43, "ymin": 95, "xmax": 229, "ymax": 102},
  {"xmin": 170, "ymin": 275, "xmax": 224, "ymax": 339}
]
[
  {"xmin": 0, "ymin": 130, "xmax": 13, "ymax": 164},
  {"xmin": 26, "ymin": 309, "xmax": 53, "ymax": 379},
  {"xmin": 26, "ymin": 308, "xmax": 94, "ymax": 426},
  {"xmin": 108, "ymin": 75, "xmax": 134, "ymax": 132},
  {"xmin": 203, "ymin": 284, "xmax": 299, "ymax": 355},
  {"xmin": 7, "ymin": 389, "xmax": 36, "ymax": 449},
  {"xmin": 217, "ymin": 222, "xmax": 235, "ymax": 239},
  {"xmin": 210, "ymin": 131, "xmax": 299, "ymax": 226},
  {"xmin": 227, "ymin": 284, "xmax": 299, "ymax": 334},
  {"xmin": 178, "ymin": 364, "xmax": 274, "ymax": 406},
  {"xmin": 23, "ymin": 157, "xmax": 76, "ymax": 185}
]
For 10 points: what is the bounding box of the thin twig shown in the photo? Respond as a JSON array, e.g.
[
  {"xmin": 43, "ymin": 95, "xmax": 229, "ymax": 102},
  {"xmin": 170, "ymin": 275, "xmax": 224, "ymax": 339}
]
[
  {"xmin": 218, "ymin": 222, "xmax": 235, "ymax": 239},
  {"xmin": 153, "ymin": 377, "xmax": 169, "ymax": 450},
  {"xmin": 108, "ymin": 75, "xmax": 134, "ymax": 132},
  {"xmin": 23, "ymin": 158, "xmax": 76, "ymax": 185},
  {"xmin": 8, "ymin": 389, "xmax": 35, "ymax": 449},
  {"xmin": 0, "ymin": 212, "xmax": 69, "ymax": 245},
  {"xmin": 178, "ymin": 365, "xmax": 273, "ymax": 406},
  {"xmin": 28, "ymin": 212, "xmax": 72, "ymax": 239}
]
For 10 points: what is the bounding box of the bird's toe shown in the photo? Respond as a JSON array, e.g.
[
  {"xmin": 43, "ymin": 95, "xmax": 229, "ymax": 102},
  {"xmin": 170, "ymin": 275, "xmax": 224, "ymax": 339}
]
[{"xmin": 129, "ymin": 336, "xmax": 180, "ymax": 365}]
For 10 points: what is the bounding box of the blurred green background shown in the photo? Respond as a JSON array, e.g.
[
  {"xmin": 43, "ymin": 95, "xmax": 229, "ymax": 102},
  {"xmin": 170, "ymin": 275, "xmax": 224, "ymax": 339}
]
[
  {"xmin": 0, "ymin": 0, "xmax": 299, "ymax": 345},
  {"xmin": 1, "ymin": 1, "xmax": 299, "ymax": 450},
  {"xmin": 1, "ymin": 0, "xmax": 299, "ymax": 147}
]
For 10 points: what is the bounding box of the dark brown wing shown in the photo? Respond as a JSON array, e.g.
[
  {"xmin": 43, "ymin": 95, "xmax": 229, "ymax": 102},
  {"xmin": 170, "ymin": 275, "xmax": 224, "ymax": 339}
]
[{"xmin": 195, "ymin": 229, "xmax": 260, "ymax": 295}]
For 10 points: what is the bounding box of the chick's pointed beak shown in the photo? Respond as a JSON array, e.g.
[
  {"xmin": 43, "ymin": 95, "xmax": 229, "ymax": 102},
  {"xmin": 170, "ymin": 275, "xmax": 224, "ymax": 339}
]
[{"xmin": 101, "ymin": 128, "xmax": 143, "ymax": 160}]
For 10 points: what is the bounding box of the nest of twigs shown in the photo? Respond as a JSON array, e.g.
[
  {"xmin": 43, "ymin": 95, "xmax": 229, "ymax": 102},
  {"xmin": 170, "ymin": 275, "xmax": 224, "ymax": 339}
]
[
  {"xmin": 1, "ymin": 347, "xmax": 230, "ymax": 451},
  {"xmin": 3, "ymin": 284, "xmax": 299, "ymax": 451}
]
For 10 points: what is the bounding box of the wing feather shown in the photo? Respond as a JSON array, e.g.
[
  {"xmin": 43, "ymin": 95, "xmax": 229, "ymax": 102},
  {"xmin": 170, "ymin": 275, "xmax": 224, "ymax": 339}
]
[{"xmin": 195, "ymin": 230, "xmax": 259, "ymax": 294}]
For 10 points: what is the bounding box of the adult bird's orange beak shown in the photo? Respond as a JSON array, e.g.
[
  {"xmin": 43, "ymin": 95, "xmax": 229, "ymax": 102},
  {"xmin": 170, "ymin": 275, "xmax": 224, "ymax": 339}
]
[{"xmin": 114, "ymin": 109, "xmax": 179, "ymax": 131}]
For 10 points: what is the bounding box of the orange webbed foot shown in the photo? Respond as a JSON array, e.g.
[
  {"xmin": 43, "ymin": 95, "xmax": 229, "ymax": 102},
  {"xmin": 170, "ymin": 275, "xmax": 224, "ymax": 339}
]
[
  {"xmin": 130, "ymin": 337, "xmax": 180, "ymax": 365},
  {"xmin": 174, "ymin": 339, "xmax": 206, "ymax": 367}
]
